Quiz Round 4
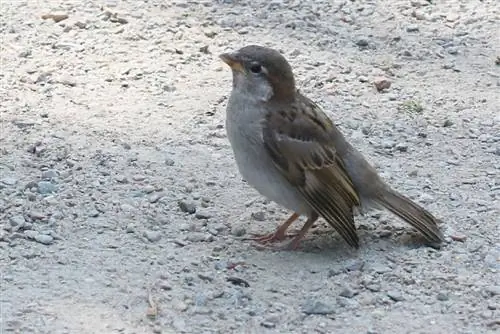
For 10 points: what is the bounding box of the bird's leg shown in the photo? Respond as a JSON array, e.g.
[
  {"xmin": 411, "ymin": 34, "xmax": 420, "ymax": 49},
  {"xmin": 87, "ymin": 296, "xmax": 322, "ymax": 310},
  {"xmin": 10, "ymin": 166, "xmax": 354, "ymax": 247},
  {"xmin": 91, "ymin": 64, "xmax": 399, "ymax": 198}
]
[
  {"xmin": 249, "ymin": 213, "xmax": 299, "ymax": 244},
  {"xmin": 284, "ymin": 214, "xmax": 318, "ymax": 250}
]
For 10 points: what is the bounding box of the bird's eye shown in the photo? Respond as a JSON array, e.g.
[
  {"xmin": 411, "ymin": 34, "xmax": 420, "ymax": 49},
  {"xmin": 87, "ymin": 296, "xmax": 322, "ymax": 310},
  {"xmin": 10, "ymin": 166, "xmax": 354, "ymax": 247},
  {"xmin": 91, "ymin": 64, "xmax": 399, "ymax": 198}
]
[{"xmin": 249, "ymin": 63, "xmax": 262, "ymax": 74}]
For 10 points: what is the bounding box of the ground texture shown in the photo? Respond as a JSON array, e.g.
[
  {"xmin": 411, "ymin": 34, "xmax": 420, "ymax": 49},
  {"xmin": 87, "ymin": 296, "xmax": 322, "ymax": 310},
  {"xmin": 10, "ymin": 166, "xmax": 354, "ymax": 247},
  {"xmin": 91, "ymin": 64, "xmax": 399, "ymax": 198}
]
[{"xmin": 1, "ymin": 0, "xmax": 499, "ymax": 333}]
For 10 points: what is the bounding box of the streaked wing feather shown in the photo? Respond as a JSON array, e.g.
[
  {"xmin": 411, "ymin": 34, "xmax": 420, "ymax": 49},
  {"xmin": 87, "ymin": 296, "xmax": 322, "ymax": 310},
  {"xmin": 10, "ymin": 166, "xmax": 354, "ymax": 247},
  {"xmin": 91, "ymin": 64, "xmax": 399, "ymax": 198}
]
[{"xmin": 262, "ymin": 97, "xmax": 361, "ymax": 247}]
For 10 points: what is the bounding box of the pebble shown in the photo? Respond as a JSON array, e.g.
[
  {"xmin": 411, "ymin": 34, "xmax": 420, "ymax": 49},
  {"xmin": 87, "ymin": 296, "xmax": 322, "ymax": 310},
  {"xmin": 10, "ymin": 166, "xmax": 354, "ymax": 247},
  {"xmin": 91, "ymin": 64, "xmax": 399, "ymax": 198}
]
[
  {"xmin": 373, "ymin": 77, "xmax": 392, "ymax": 92},
  {"xmin": 9, "ymin": 215, "xmax": 26, "ymax": 228},
  {"xmin": 395, "ymin": 143, "xmax": 408, "ymax": 152},
  {"xmin": 174, "ymin": 301, "xmax": 188, "ymax": 312},
  {"xmin": 41, "ymin": 12, "xmax": 69, "ymax": 23},
  {"xmin": 132, "ymin": 174, "xmax": 146, "ymax": 181},
  {"xmin": 437, "ymin": 292, "xmax": 449, "ymax": 301},
  {"xmin": 366, "ymin": 284, "xmax": 381, "ymax": 292},
  {"xmin": 412, "ymin": 9, "xmax": 427, "ymax": 20},
  {"xmin": 144, "ymin": 230, "xmax": 162, "ymax": 242},
  {"xmin": 371, "ymin": 264, "xmax": 391, "ymax": 274},
  {"xmin": 484, "ymin": 248, "xmax": 500, "ymax": 270},
  {"xmin": 387, "ymin": 290, "xmax": 404, "ymax": 302},
  {"xmin": 195, "ymin": 210, "xmax": 213, "ymax": 219},
  {"xmin": 37, "ymin": 181, "xmax": 56, "ymax": 194},
  {"xmin": 260, "ymin": 321, "xmax": 276, "ymax": 329},
  {"xmin": 115, "ymin": 176, "xmax": 128, "ymax": 183},
  {"xmin": 355, "ymin": 37, "xmax": 370, "ymax": 48},
  {"xmin": 443, "ymin": 119, "xmax": 454, "ymax": 127},
  {"xmin": 178, "ymin": 201, "xmax": 196, "ymax": 214},
  {"xmin": 148, "ymin": 193, "xmax": 164, "ymax": 203},
  {"xmin": 143, "ymin": 185, "xmax": 155, "ymax": 194},
  {"xmin": 339, "ymin": 286, "xmax": 357, "ymax": 298},
  {"xmin": 251, "ymin": 211, "xmax": 266, "ymax": 221},
  {"xmin": 450, "ymin": 234, "xmax": 467, "ymax": 242},
  {"xmin": 88, "ymin": 209, "xmax": 99, "ymax": 218},
  {"xmin": 120, "ymin": 203, "xmax": 135, "ymax": 212},
  {"xmin": 343, "ymin": 260, "xmax": 365, "ymax": 273},
  {"xmin": 24, "ymin": 230, "xmax": 38, "ymax": 239},
  {"xmin": 1, "ymin": 177, "xmax": 18, "ymax": 186},
  {"xmin": 185, "ymin": 232, "xmax": 213, "ymax": 243},
  {"xmin": 34, "ymin": 234, "xmax": 54, "ymax": 245},
  {"xmin": 197, "ymin": 273, "xmax": 214, "ymax": 282},
  {"xmin": 231, "ymin": 226, "xmax": 246, "ymax": 237},
  {"xmin": 484, "ymin": 286, "xmax": 500, "ymax": 297},
  {"xmin": 194, "ymin": 293, "xmax": 208, "ymax": 306},
  {"xmin": 29, "ymin": 211, "xmax": 45, "ymax": 220},
  {"xmin": 302, "ymin": 299, "xmax": 335, "ymax": 315},
  {"xmin": 41, "ymin": 169, "xmax": 58, "ymax": 179},
  {"xmin": 406, "ymin": 24, "xmax": 420, "ymax": 32}
]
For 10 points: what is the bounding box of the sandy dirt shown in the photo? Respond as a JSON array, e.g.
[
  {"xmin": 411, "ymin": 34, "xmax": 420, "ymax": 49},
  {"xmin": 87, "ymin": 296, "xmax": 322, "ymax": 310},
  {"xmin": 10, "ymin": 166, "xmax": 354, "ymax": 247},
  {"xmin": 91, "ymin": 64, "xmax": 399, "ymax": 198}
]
[{"xmin": 1, "ymin": 0, "xmax": 499, "ymax": 333}]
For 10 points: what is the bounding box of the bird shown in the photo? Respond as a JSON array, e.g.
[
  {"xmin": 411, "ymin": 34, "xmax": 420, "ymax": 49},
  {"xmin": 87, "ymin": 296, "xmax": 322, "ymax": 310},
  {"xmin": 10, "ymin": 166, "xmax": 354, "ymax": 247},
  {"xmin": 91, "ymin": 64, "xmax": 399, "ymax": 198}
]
[{"xmin": 219, "ymin": 45, "xmax": 445, "ymax": 250}]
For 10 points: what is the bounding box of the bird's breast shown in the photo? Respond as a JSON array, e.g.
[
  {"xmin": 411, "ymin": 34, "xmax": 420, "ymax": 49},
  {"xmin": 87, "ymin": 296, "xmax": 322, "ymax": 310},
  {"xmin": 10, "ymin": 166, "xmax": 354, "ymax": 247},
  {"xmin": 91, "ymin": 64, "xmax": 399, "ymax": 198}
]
[{"xmin": 224, "ymin": 93, "xmax": 310, "ymax": 214}]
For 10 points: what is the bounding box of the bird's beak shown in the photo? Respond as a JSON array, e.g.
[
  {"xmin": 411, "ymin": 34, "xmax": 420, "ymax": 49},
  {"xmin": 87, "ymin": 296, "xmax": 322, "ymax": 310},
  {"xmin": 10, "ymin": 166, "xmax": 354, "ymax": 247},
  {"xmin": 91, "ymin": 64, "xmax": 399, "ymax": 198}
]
[{"xmin": 219, "ymin": 52, "xmax": 245, "ymax": 73}]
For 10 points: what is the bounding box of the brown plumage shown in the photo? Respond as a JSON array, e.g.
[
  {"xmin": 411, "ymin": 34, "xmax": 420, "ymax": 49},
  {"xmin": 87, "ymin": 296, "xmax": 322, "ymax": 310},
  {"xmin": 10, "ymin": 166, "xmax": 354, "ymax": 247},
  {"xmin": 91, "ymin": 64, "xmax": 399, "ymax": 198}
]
[{"xmin": 221, "ymin": 45, "xmax": 444, "ymax": 250}]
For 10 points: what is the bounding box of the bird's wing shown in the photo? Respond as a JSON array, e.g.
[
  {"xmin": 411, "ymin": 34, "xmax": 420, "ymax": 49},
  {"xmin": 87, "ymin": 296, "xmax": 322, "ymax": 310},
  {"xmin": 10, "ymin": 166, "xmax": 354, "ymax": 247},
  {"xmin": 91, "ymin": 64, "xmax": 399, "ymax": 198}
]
[{"xmin": 262, "ymin": 95, "xmax": 360, "ymax": 248}]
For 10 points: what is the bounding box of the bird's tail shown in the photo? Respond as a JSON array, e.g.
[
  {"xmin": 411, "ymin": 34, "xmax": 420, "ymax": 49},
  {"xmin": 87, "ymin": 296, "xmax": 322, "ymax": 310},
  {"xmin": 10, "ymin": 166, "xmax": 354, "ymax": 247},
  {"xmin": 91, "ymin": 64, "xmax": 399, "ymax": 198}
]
[{"xmin": 374, "ymin": 187, "xmax": 445, "ymax": 244}]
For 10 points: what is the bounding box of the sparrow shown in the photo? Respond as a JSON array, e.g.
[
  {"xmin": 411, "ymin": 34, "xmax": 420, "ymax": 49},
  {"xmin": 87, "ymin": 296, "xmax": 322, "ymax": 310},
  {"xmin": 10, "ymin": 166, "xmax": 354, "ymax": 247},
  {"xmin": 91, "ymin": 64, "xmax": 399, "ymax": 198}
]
[{"xmin": 220, "ymin": 45, "xmax": 444, "ymax": 250}]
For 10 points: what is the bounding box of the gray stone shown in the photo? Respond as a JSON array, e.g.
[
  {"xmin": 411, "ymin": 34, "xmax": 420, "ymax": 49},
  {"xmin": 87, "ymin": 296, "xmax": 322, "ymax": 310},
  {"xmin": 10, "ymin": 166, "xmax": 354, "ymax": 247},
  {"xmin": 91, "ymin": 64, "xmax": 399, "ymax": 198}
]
[
  {"xmin": 9, "ymin": 215, "xmax": 26, "ymax": 228},
  {"xmin": 197, "ymin": 273, "xmax": 214, "ymax": 282},
  {"xmin": 371, "ymin": 264, "xmax": 391, "ymax": 274},
  {"xmin": 41, "ymin": 169, "xmax": 58, "ymax": 179},
  {"xmin": 344, "ymin": 260, "xmax": 365, "ymax": 272},
  {"xmin": 148, "ymin": 192, "xmax": 164, "ymax": 203},
  {"xmin": 195, "ymin": 210, "xmax": 213, "ymax": 219},
  {"xmin": 366, "ymin": 284, "xmax": 381, "ymax": 292},
  {"xmin": 24, "ymin": 230, "xmax": 38, "ymax": 239},
  {"xmin": 144, "ymin": 230, "xmax": 162, "ymax": 242},
  {"xmin": 37, "ymin": 181, "xmax": 56, "ymax": 194},
  {"xmin": 231, "ymin": 226, "xmax": 246, "ymax": 237},
  {"xmin": 251, "ymin": 211, "xmax": 266, "ymax": 221},
  {"xmin": 382, "ymin": 140, "xmax": 396, "ymax": 149},
  {"xmin": 178, "ymin": 201, "xmax": 196, "ymax": 214},
  {"xmin": 387, "ymin": 290, "xmax": 404, "ymax": 302},
  {"xmin": 1, "ymin": 177, "xmax": 18, "ymax": 186},
  {"xmin": 260, "ymin": 321, "xmax": 276, "ymax": 329},
  {"xmin": 186, "ymin": 232, "xmax": 212, "ymax": 243},
  {"xmin": 29, "ymin": 211, "xmax": 45, "ymax": 220},
  {"xmin": 484, "ymin": 286, "xmax": 500, "ymax": 297},
  {"xmin": 437, "ymin": 292, "xmax": 449, "ymax": 301},
  {"xmin": 339, "ymin": 287, "xmax": 357, "ymax": 298},
  {"xmin": 88, "ymin": 209, "xmax": 99, "ymax": 218},
  {"xmin": 395, "ymin": 143, "xmax": 408, "ymax": 152},
  {"xmin": 302, "ymin": 299, "xmax": 336, "ymax": 315},
  {"xmin": 355, "ymin": 37, "xmax": 370, "ymax": 47},
  {"xmin": 34, "ymin": 234, "xmax": 54, "ymax": 245},
  {"xmin": 406, "ymin": 24, "xmax": 419, "ymax": 32}
]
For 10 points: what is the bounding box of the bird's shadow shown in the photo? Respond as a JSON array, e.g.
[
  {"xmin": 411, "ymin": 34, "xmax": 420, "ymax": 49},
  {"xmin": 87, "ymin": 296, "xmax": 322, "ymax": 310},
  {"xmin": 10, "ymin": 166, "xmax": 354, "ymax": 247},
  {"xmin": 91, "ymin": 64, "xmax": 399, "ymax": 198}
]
[{"xmin": 245, "ymin": 226, "xmax": 442, "ymax": 261}]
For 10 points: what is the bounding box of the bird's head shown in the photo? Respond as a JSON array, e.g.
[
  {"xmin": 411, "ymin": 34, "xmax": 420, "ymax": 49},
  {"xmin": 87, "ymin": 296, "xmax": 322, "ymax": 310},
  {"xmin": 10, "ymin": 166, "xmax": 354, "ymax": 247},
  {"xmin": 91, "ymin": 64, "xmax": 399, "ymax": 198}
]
[{"xmin": 220, "ymin": 45, "xmax": 296, "ymax": 102}]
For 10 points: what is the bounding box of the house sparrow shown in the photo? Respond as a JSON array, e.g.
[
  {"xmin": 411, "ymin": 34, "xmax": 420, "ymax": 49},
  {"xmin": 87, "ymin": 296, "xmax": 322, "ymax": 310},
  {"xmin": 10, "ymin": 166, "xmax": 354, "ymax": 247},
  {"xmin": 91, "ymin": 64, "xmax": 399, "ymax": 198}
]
[{"xmin": 220, "ymin": 45, "xmax": 444, "ymax": 250}]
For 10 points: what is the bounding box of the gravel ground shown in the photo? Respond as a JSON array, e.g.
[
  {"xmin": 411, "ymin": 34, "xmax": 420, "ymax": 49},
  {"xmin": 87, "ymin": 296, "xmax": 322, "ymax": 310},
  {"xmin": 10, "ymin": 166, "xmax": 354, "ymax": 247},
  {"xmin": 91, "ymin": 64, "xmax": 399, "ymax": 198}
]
[{"xmin": 1, "ymin": 1, "xmax": 499, "ymax": 333}]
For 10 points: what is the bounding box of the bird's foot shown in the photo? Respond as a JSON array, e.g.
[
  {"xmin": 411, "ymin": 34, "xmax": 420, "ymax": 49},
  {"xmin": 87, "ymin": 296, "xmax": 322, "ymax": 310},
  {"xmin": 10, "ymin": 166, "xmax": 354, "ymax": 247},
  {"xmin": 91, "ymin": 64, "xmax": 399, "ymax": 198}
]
[
  {"xmin": 248, "ymin": 230, "xmax": 289, "ymax": 244},
  {"xmin": 252, "ymin": 234, "xmax": 304, "ymax": 251}
]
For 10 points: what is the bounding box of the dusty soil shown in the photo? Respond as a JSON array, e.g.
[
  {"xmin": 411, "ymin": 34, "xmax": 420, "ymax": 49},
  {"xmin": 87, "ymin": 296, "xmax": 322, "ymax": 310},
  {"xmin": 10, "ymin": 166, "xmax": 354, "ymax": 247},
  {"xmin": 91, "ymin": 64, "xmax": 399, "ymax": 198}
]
[{"xmin": 1, "ymin": 0, "xmax": 499, "ymax": 333}]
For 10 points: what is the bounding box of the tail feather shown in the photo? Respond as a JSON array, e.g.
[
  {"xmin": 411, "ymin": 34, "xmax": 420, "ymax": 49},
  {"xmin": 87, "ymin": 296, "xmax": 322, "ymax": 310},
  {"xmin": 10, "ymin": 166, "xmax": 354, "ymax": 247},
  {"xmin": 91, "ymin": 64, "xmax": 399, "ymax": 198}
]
[{"xmin": 374, "ymin": 188, "xmax": 445, "ymax": 243}]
